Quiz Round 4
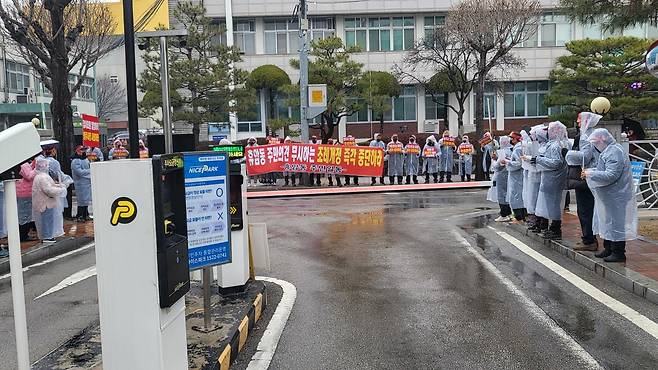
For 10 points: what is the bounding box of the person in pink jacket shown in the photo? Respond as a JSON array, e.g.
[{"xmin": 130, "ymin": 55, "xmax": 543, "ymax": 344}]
[
  {"xmin": 32, "ymin": 158, "xmax": 67, "ymax": 243},
  {"xmin": 17, "ymin": 161, "xmax": 38, "ymax": 241}
]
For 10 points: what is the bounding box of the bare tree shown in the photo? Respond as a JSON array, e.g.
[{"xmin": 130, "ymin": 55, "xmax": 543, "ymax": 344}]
[
  {"xmin": 0, "ymin": 0, "xmax": 119, "ymax": 171},
  {"xmin": 96, "ymin": 75, "xmax": 127, "ymax": 121},
  {"xmin": 395, "ymin": 27, "xmax": 477, "ymax": 131},
  {"xmin": 448, "ymin": 0, "xmax": 540, "ymax": 178}
]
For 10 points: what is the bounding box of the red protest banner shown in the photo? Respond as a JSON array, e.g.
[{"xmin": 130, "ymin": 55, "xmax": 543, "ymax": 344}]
[
  {"xmin": 81, "ymin": 114, "xmax": 100, "ymax": 148},
  {"xmin": 245, "ymin": 143, "xmax": 384, "ymax": 177}
]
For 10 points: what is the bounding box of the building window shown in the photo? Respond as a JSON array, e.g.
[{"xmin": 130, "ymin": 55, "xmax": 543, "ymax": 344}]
[
  {"xmin": 504, "ymin": 81, "xmax": 549, "ymax": 118},
  {"xmin": 392, "ymin": 86, "xmax": 416, "ymax": 121},
  {"xmin": 423, "ymin": 15, "xmax": 445, "ymax": 41},
  {"xmin": 110, "ymin": 75, "xmax": 119, "ymax": 83},
  {"xmin": 345, "ymin": 16, "xmax": 415, "ymax": 52},
  {"xmin": 6, "ymin": 61, "xmax": 31, "ymax": 93},
  {"xmin": 264, "ymin": 19, "xmax": 299, "ymax": 54},
  {"xmin": 79, "ymin": 77, "xmax": 95, "ymax": 100},
  {"xmin": 425, "ymin": 93, "xmax": 446, "ymax": 120},
  {"xmin": 346, "ymin": 98, "xmax": 368, "ymax": 123},
  {"xmin": 234, "ymin": 19, "xmax": 256, "ymax": 55},
  {"xmin": 238, "ymin": 97, "xmax": 263, "ymax": 132},
  {"xmin": 310, "ymin": 18, "xmax": 335, "ymax": 42},
  {"xmin": 483, "ymin": 84, "xmax": 498, "ymax": 119},
  {"xmin": 583, "ymin": 22, "xmax": 647, "ymax": 39},
  {"xmin": 521, "ymin": 13, "xmax": 571, "ymax": 47},
  {"xmin": 68, "ymin": 75, "xmax": 77, "ymax": 95}
]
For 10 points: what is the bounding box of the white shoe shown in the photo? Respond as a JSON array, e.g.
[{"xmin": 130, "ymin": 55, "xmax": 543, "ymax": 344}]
[{"xmin": 495, "ymin": 216, "xmax": 512, "ymax": 222}]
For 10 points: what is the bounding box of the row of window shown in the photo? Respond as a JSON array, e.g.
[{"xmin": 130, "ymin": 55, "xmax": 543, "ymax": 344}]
[
  {"xmin": 238, "ymin": 81, "xmax": 554, "ymax": 131},
  {"xmin": 5, "ymin": 61, "xmax": 95, "ymax": 100},
  {"xmin": 221, "ymin": 13, "xmax": 658, "ymax": 55}
]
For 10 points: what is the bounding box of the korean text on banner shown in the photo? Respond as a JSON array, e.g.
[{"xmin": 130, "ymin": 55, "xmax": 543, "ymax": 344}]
[
  {"xmin": 245, "ymin": 143, "xmax": 385, "ymax": 177},
  {"xmin": 183, "ymin": 153, "xmax": 231, "ymax": 270},
  {"xmin": 81, "ymin": 114, "xmax": 100, "ymax": 148}
]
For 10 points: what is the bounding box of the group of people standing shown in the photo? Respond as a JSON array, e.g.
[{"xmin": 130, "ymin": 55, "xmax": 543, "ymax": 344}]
[{"xmin": 487, "ymin": 113, "xmax": 637, "ymax": 263}]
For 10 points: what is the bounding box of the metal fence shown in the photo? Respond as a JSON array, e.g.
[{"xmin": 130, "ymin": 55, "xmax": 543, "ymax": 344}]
[{"xmin": 629, "ymin": 140, "xmax": 658, "ymax": 208}]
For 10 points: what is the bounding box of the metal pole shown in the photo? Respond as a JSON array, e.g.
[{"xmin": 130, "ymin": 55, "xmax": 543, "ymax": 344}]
[
  {"xmin": 123, "ymin": 0, "xmax": 140, "ymax": 158},
  {"xmin": 4, "ymin": 180, "xmax": 30, "ymax": 370},
  {"xmin": 160, "ymin": 36, "xmax": 173, "ymax": 154},
  {"xmin": 225, "ymin": 0, "xmax": 238, "ymax": 142},
  {"xmin": 299, "ymin": 0, "xmax": 309, "ymax": 143},
  {"xmin": 203, "ymin": 267, "xmax": 212, "ymax": 330}
]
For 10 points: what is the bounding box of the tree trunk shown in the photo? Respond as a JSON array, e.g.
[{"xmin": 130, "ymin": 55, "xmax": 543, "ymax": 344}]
[
  {"xmin": 50, "ymin": 66, "xmax": 75, "ymax": 219},
  {"xmin": 379, "ymin": 115, "xmax": 384, "ymax": 137},
  {"xmin": 474, "ymin": 52, "xmax": 487, "ymax": 180},
  {"xmin": 323, "ymin": 115, "xmax": 335, "ymax": 144}
]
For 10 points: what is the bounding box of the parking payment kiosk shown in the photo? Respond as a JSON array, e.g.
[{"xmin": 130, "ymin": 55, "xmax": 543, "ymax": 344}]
[{"xmin": 91, "ymin": 154, "xmax": 190, "ymax": 370}]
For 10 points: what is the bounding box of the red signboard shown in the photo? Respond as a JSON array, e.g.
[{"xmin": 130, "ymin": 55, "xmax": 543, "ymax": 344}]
[
  {"xmin": 246, "ymin": 143, "xmax": 385, "ymax": 177},
  {"xmin": 81, "ymin": 114, "xmax": 100, "ymax": 148}
]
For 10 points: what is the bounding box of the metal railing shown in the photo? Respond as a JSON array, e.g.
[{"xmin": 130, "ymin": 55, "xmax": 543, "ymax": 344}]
[{"xmin": 629, "ymin": 140, "xmax": 658, "ymax": 208}]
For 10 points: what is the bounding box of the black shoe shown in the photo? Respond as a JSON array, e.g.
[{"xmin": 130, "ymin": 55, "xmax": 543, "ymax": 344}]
[
  {"xmin": 603, "ymin": 253, "xmax": 626, "ymax": 263},
  {"xmin": 595, "ymin": 249, "xmax": 612, "ymax": 258},
  {"xmin": 371, "ymin": 181, "xmax": 376, "ymax": 186},
  {"xmin": 533, "ymin": 227, "xmax": 546, "ymax": 234}
]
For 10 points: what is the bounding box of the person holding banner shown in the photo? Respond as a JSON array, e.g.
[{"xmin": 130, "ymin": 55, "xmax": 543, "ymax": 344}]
[
  {"xmin": 422, "ymin": 135, "xmax": 439, "ymax": 183},
  {"xmin": 505, "ymin": 132, "xmax": 526, "ymax": 222},
  {"xmin": 283, "ymin": 136, "xmax": 298, "ymax": 187},
  {"xmin": 310, "ymin": 136, "xmax": 322, "ymax": 186},
  {"xmin": 438, "ymin": 131, "xmax": 455, "ymax": 183},
  {"xmin": 583, "ymin": 128, "xmax": 637, "ymax": 262},
  {"xmin": 492, "ymin": 136, "xmax": 513, "ymax": 222},
  {"xmin": 457, "ymin": 135, "xmax": 474, "ymax": 182},
  {"xmin": 524, "ymin": 124, "xmax": 548, "ymax": 232},
  {"xmin": 86, "ymin": 146, "xmax": 104, "ymax": 162},
  {"xmin": 108, "ymin": 139, "xmax": 129, "ymax": 160},
  {"xmin": 138, "ymin": 140, "xmax": 150, "ymax": 159},
  {"xmin": 404, "ymin": 135, "xmax": 421, "ymax": 184},
  {"xmin": 327, "ymin": 138, "xmax": 343, "ymax": 187},
  {"xmin": 343, "ymin": 135, "xmax": 360, "ymax": 186},
  {"xmin": 246, "ymin": 137, "xmax": 259, "ymax": 187},
  {"xmin": 387, "ymin": 134, "xmax": 405, "ymax": 185},
  {"xmin": 370, "ymin": 134, "xmax": 386, "ymax": 185},
  {"xmin": 480, "ymin": 132, "xmax": 499, "ymax": 181}
]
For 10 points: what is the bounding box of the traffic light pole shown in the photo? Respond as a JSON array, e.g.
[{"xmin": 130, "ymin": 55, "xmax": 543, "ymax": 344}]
[
  {"xmin": 299, "ymin": 0, "xmax": 309, "ymax": 143},
  {"xmin": 123, "ymin": 0, "xmax": 140, "ymax": 158}
]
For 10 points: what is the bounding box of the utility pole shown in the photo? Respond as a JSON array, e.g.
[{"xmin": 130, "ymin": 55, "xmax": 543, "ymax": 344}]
[
  {"xmin": 123, "ymin": 0, "xmax": 140, "ymax": 158},
  {"xmin": 159, "ymin": 36, "xmax": 173, "ymax": 154},
  {"xmin": 226, "ymin": 0, "xmax": 238, "ymax": 143},
  {"xmin": 298, "ymin": 0, "xmax": 309, "ymax": 143}
]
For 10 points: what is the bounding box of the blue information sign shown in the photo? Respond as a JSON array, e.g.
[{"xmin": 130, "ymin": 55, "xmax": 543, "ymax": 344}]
[
  {"xmin": 183, "ymin": 153, "xmax": 231, "ymax": 269},
  {"xmin": 630, "ymin": 161, "xmax": 646, "ymax": 191}
]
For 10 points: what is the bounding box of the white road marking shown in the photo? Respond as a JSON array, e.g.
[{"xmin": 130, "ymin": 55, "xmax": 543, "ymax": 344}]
[
  {"xmin": 34, "ymin": 265, "xmax": 97, "ymax": 300},
  {"xmin": 451, "ymin": 230, "xmax": 602, "ymax": 369},
  {"xmin": 246, "ymin": 276, "xmax": 297, "ymax": 370},
  {"xmin": 488, "ymin": 226, "xmax": 658, "ymax": 341},
  {"xmin": 0, "ymin": 242, "xmax": 95, "ymax": 282}
]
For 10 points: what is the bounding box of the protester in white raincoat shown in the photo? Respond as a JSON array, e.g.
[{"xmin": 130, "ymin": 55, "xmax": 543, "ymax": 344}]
[
  {"xmin": 457, "ymin": 135, "xmax": 474, "ymax": 182},
  {"xmin": 32, "ymin": 158, "xmax": 67, "ymax": 242},
  {"xmin": 387, "ymin": 134, "xmax": 405, "ymax": 184},
  {"xmin": 370, "ymin": 133, "xmax": 386, "ymax": 185},
  {"xmin": 492, "ymin": 136, "xmax": 513, "ymax": 222},
  {"xmin": 71, "ymin": 146, "xmax": 92, "ymax": 222},
  {"xmin": 404, "ymin": 135, "xmax": 421, "ymax": 184},
  {"xmin": 422, "ymin": 135, "xmax": 439, "ymax": 183},
  {"xmin": 584, "ymin": 128, "xmax": 637, "ymax": 263},
  {"xmin": 565, "ymin": 112, "xmax": 603, "ymax": 251},
  {"xmin": 505, "ymin": 132, "xmax": 526, "ymax": 221},
  {"xmin": 532, "ymin": 121, "xmax": 568, "ymax": 240},
  {"xmin": 524, "ymin": 124, "xmax": 548, "ymax": 231}
]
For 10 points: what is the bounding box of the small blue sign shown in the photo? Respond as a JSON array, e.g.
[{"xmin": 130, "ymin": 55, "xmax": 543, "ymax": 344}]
[
  {"xmin": 630, "ymin": 161, "xmax": 645, "ymax": 190},
  {"xmin": 183, "ymin": 153, "xmax": 231, "ymax": 269},
  {"xmin": 212, "ymin": 135, "xmax": 227, "ymax": 142}
]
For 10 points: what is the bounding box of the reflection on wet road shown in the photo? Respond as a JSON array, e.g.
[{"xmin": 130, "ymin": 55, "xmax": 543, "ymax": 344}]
[{"xmin": 248, "ymin": 190, "xmax": 658, "ymax": 370}]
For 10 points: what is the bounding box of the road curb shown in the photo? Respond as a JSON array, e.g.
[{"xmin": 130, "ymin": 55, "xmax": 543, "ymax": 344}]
[
  {"xmin": 214, "ymin": 284, "xmax": 267, "ymax": 370},
  {"xmin": 505, "ymin": 224, "xmax": 658, "ymax": 306},
  {"xmin": 0, "ymin": 236, "xmax": 94, "ymax": 275}
]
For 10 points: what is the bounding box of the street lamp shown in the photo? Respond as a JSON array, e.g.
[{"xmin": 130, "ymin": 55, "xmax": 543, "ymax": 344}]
[
  {"xmin": 590, "ymin": 97, "xmax": 611, "ymax": 115},
  {"xmin": 137, "ymin": 29, "xmax": 188, "ymax": 154}
]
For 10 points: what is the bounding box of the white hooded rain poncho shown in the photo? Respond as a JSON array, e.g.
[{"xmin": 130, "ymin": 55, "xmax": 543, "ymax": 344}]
[
  {"xmin": 535, "ymin": 121, "xmax": 568, "ymax": 221},
  {"xmin": 586, "ymin": 129, "xmax": 638, "ymax": 241},
  {"xmin": 565, "ymin": 112, "xmax": 602, "ymax": 169},
  {"xmin": 506, "ymin": 136, "xmax": 525, "ymax": 209},
  {"xmin": 422, "ymin": 135, "xmax": 439, "ymax": 174},
  {"xmin": 32, "ymin": 158, "xmax": 67, "ymax": 240},
  {"xmin": 492, "ymin": 136, "xmax": 512, "ymax": 205}
]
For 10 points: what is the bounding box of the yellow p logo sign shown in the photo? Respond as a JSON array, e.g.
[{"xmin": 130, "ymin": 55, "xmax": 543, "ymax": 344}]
[{"xmin": 110, "ymin": 197, "xmax": 137, "ymax": 226}]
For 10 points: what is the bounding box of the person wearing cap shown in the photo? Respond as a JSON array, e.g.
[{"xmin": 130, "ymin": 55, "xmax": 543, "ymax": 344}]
[
  {"xmin": 422, "ymin": 135, "xmax": 439, "ymax": 183},
  {"xmin": 71, "ymin": 145, "xmax": 92, "ymax": 222},
  {"xmin": 343, "ymin": 135, "xmax": 359, "ymax": 186},
  {"xmin": 404, "ymin": 135, "xmax": 421, "ymax": 184},
  {"xmin": 505, "ymin": 132, "xmax": 526, "ymax": 222},
  {"xmin": 582, "ymin": 128, "xmax": 637, "ymax": 262},
  {"xmin": 369, "ymin": 133, "xmax": 386, "ymax": 185},
  {"xmin": 457, "ymin": 135, "xmax": 474, "ymax": 182},
  {"xmin": 283, "ymin": 136, "xmax": 298, "ymax": 187},
  {"xmin": 387, "ymin": 134, "xmax": 404, "ymax": 185},
  {"xmin": 108, "ymin": 139, "xmax": 129, "ymax": 160},
  {"xmin": 438, "ymin": 130, "xmax": 455, "ymax": 182}
]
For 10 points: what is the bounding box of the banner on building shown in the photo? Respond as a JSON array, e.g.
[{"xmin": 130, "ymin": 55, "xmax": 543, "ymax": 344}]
[
  {"xmin": 81, "ymin": 114, "xmax": 100, "ymax": 148},
  {"xmin": 245, "ymin": 143, "xmax": 384, "ymax": 177}
]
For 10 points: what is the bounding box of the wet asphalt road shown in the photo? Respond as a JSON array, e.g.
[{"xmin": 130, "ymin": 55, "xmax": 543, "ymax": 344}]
[{"xmin": 247, "ymin": 189, "xmax": 658, "ymax": 370}]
